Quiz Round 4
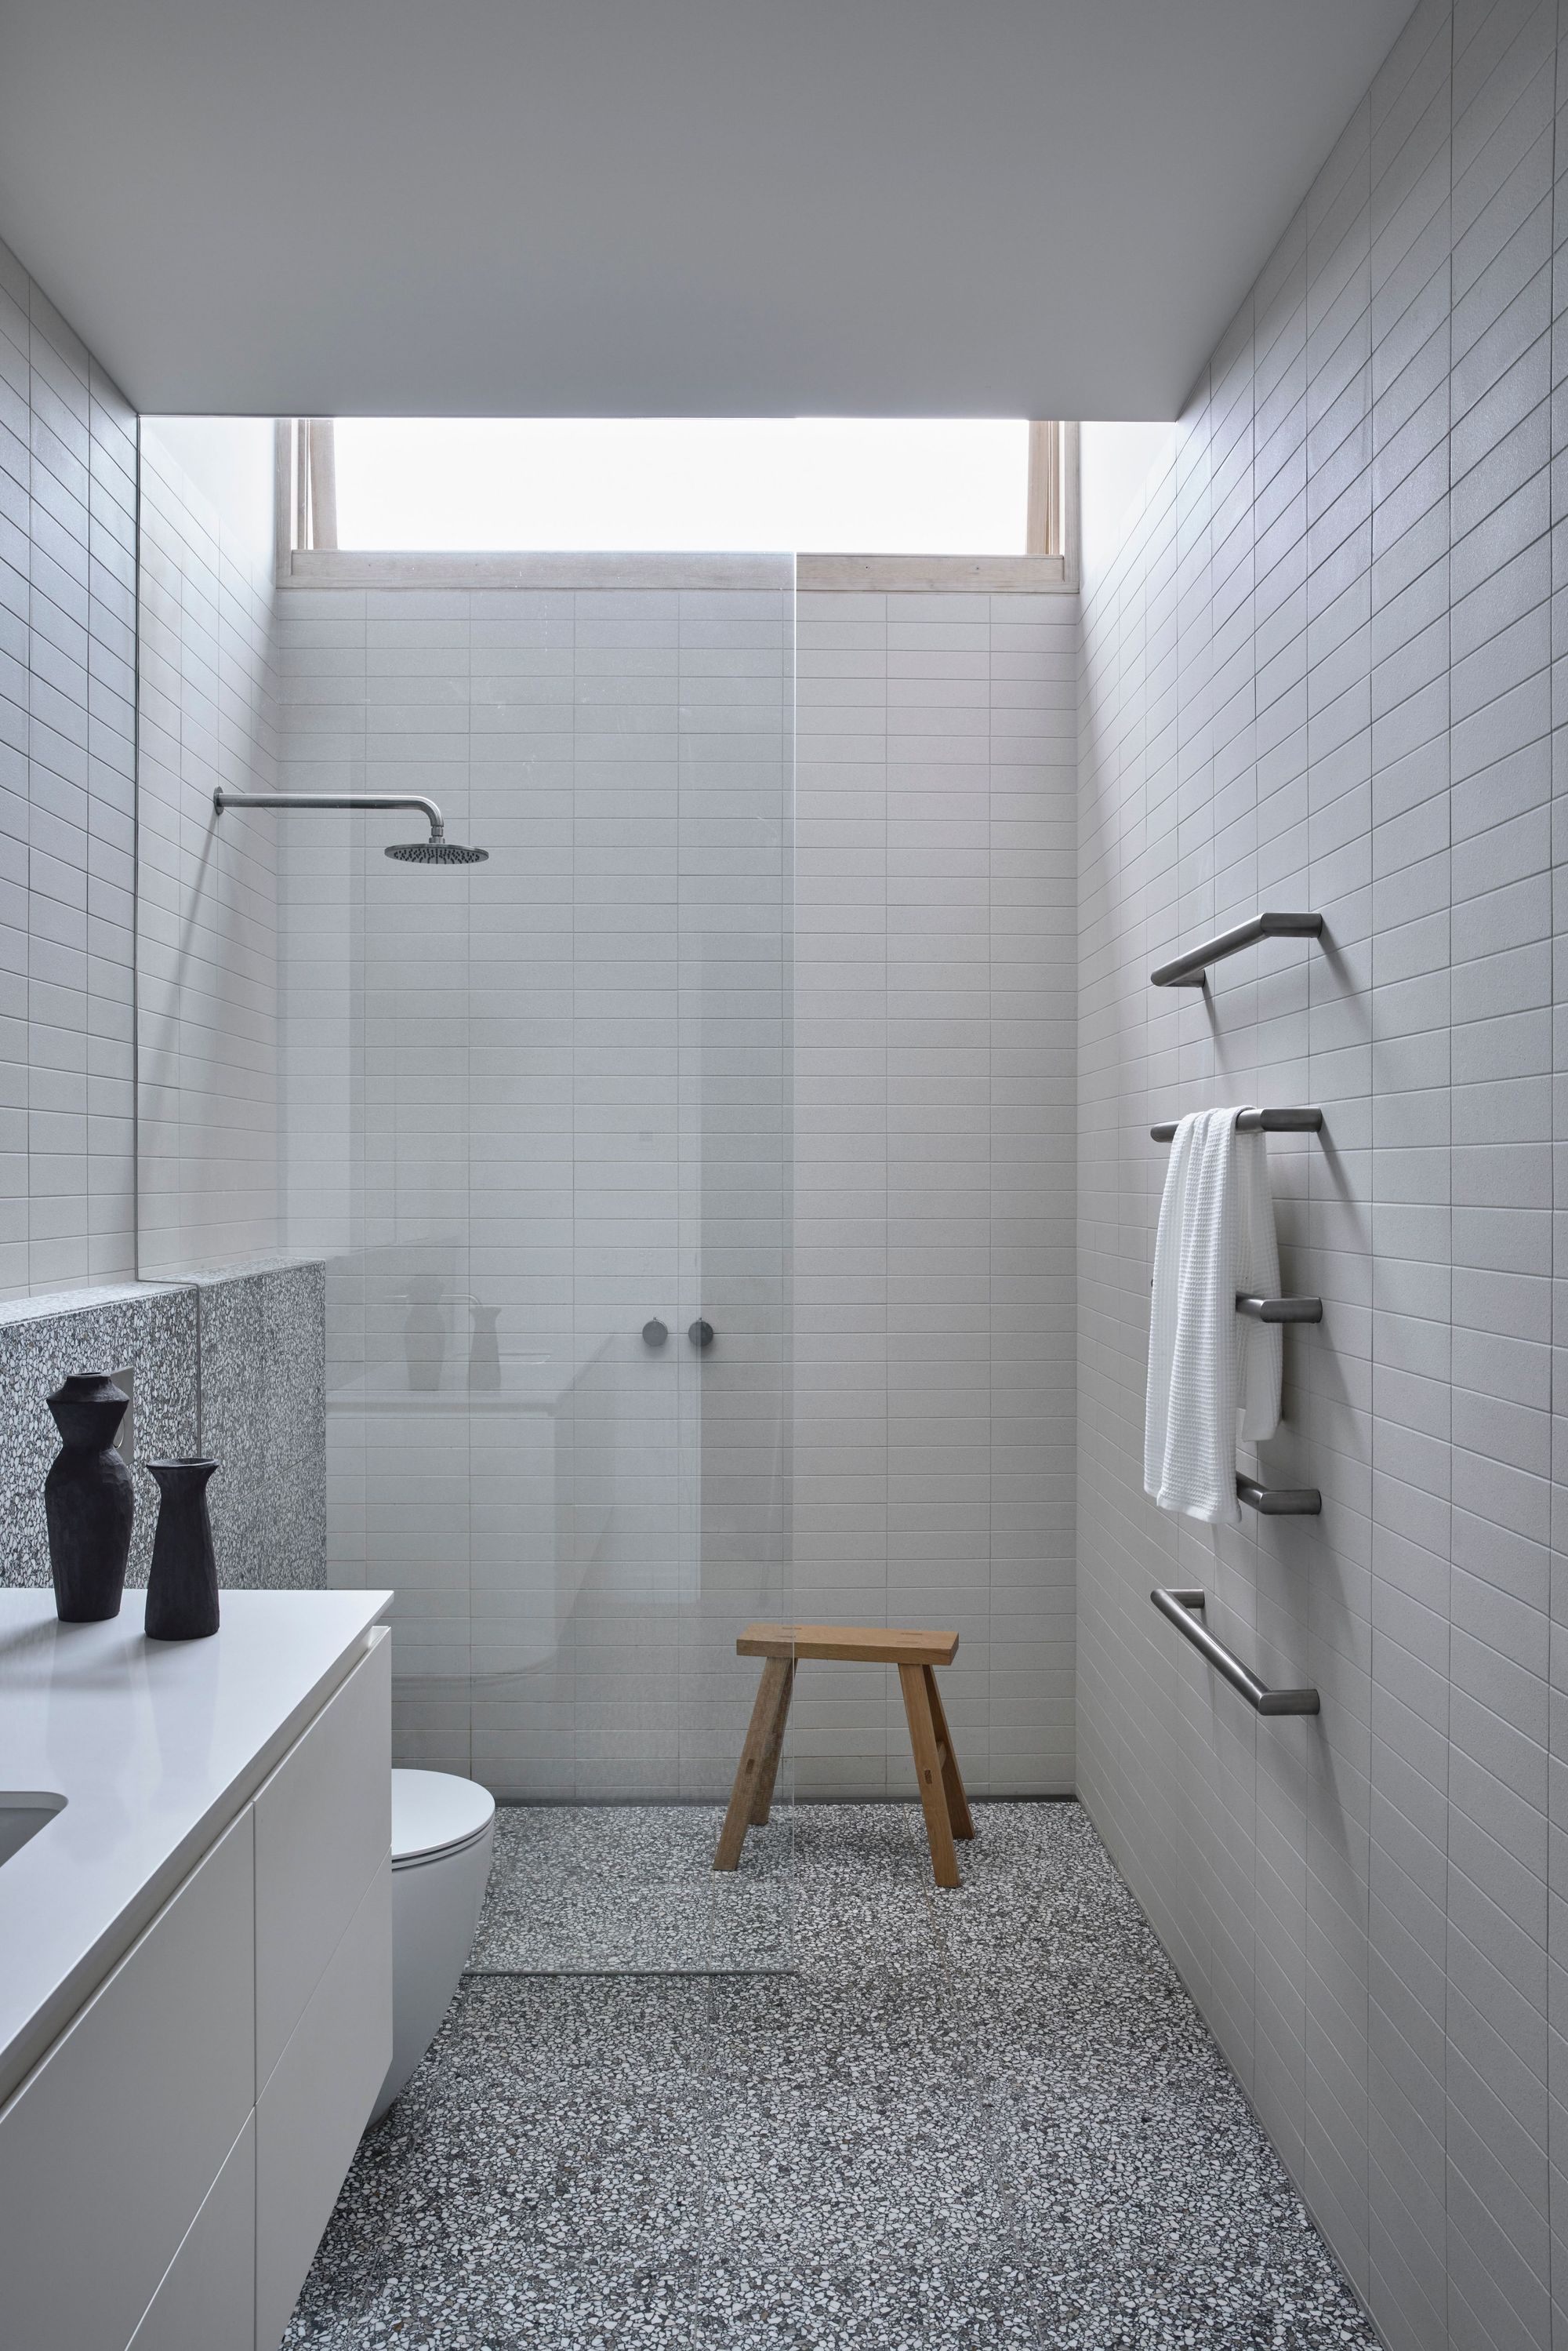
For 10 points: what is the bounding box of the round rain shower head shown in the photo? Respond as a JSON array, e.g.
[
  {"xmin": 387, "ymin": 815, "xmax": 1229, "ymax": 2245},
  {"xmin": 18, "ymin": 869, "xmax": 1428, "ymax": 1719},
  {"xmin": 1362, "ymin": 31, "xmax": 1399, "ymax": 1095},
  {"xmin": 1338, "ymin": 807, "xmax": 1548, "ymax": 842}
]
[
  {"xmin": 212, "ymin": 790, "xmax": 488, "ymax": 864},
  {"xmin": 385, "ymin": 838, "xmax": 488, "ymax": 865}
]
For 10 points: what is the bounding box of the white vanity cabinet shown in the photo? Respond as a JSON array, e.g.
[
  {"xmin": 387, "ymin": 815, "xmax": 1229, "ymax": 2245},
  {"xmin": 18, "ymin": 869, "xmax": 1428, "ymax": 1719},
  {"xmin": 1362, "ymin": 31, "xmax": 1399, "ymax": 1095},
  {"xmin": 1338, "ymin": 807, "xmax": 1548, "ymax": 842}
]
[
  {"xmin": 0, "ymin": 1807, "xmax": 257, "ymax": 2351},
  {"xmin": 129, "ymin": 2115, "xmax": 258, "ymax": 2351},
  {"xmin": 0, "ymin": 1597, "xmax": 392, "ymax": 2351},
  {"xmin": 252, "ymin": 1636, "xmax": 392, "ymax": 2349}
]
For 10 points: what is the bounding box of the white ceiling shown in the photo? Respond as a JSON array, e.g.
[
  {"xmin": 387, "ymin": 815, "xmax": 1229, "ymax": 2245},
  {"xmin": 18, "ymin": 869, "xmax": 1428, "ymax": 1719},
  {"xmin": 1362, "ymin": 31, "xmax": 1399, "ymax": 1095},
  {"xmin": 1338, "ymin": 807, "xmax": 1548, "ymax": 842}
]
[{"xmin": 0, "ymin": 0, "xmax": 1414, "ymax": 420}]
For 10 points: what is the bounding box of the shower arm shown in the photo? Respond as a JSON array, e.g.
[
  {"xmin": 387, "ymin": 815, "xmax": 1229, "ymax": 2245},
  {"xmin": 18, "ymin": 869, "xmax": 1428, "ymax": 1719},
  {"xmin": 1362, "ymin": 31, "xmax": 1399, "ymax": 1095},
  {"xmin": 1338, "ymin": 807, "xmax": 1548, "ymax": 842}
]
[{"xmin": 212, "ymin": 788, "xmax": 448, "ymax": 843}]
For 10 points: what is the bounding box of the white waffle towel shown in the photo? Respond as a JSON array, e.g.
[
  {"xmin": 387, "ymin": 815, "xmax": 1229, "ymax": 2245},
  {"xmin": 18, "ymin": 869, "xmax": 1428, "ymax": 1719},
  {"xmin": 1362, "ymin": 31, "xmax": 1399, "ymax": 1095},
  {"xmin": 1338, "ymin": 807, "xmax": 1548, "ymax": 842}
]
[{"xmin": 1144, "ymin": 1106, "xmax": 1283, "ymax": 1526}]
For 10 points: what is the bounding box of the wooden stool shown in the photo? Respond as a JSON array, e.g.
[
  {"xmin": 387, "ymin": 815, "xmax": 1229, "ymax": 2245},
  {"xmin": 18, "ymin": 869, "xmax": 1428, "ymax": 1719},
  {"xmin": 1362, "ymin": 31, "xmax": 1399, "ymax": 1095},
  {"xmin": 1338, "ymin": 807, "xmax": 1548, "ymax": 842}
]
[{"xmin": 713, "ymin": 1622, "xmax": 974, "ymax": 1888}]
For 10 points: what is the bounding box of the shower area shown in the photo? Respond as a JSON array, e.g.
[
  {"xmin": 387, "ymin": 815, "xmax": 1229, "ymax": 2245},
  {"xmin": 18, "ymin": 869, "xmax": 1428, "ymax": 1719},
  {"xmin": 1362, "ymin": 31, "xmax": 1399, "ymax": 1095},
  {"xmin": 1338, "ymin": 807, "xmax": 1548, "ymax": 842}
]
[
  {"xmin": 285, "ymin": 566, "xmax": 793, "ymax": 1961},
  {"xmin": 136, "ymin": 419, "xmax": 797, "ymax": 1971},
  {"xmin": 135, "ymin": 403, "xmax": 1076, "ymax": 1991}
]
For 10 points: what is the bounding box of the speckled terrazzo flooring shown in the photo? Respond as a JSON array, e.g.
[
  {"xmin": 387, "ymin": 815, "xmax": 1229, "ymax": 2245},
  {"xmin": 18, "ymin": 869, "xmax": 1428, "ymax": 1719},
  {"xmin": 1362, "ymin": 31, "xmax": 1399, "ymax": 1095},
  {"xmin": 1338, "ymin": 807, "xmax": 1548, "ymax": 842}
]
[
  {"xmin": 286, "ymin": 1803, "xmax": 1377, "ymax": 2351},
  {"xmin": 468, "ymin": 1804, "xmax": 794, "ymax": 1974}
]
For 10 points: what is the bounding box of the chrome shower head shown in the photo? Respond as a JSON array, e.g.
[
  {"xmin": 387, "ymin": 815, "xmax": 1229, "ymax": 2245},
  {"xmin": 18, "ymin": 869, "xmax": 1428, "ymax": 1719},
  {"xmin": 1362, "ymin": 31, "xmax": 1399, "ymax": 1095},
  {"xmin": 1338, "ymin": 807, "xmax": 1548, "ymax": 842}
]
[
  {"xmin": 385, "ymin": 837, "xmax": 488, "ymax": 865},
  {"xmin": 212, "ymin": 789, "xmax": 487, "ymax": 865}
]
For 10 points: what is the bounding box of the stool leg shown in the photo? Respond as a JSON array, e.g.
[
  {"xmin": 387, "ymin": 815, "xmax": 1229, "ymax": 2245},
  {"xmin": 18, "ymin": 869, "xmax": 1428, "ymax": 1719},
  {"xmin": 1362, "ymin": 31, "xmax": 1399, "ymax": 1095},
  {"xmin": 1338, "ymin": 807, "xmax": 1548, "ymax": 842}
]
[
  {"xmin": 898, "ymin": 1662, "xmax": 960, "ymax": 1889},
  {"xmin": 923, "ymin": 1665, "xmax": 973, "ymax": 1840},
  {"xmin": 750, "ymin": 1658, "xmax": 795, "ymax": 1824},
  {"xmin": 715, "ymin": 1658, "xmax": 790, "ymax": 1870}
]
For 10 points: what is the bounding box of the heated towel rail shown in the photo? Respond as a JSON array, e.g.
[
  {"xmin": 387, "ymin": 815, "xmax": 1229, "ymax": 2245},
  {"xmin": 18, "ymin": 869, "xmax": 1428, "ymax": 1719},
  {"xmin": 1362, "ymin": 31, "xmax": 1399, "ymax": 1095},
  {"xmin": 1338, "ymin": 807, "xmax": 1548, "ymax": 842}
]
[
  {"xmin": 1236, "ymin": 1473, "xmax": 1319, "ymax": 1517},
  {"xmin": 1151, "ymin": 1106, "xmax": 1321, "ymax": 1141},
  {"xmin": 1148, "ymin": 919, "xmax": 1329, "ymax": 1530},
  {"xmin": 1148, "ymin": 1114, "xmax": 1325, "ymax": 1513},
  {"xmin": 1237, "ymin": 1294, "xmax": 1321, "ymax": 1324},
  {"xmin": 1151, "ymin": 910, "xmax": 1323, "ymax": 989},
  {"xmin": 1150, "ymin": 1586, "xmax": 1320, "ymax": 1715}
]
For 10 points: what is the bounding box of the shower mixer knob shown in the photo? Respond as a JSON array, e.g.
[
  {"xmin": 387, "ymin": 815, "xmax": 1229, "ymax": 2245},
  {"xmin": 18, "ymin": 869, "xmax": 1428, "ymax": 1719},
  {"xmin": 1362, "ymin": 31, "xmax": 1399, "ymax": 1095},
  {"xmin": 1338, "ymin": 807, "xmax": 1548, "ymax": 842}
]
[
  {"xmin": 688, "ymin": 1319, "xmax": 714, "ymax": 1350},
  {"xmin": 641, "ymin": 1320, "xmax": 669, "ymax": 1349}
]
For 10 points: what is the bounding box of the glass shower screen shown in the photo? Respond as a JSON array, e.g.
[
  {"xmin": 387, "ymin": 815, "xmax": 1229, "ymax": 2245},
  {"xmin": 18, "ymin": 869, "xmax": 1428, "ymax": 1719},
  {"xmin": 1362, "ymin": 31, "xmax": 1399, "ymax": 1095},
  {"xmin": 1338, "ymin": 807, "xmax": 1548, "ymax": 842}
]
[{"xmin": 276, "ymin": 565, "xmax": 795, "ymax": 1968}]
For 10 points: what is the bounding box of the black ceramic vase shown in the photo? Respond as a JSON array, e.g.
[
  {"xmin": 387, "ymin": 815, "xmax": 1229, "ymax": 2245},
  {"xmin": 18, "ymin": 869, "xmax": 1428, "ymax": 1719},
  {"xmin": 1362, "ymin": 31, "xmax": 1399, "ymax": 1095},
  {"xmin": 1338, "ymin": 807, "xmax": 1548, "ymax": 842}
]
[
  {"xmin": 45, "ymin": 1373, "xmax": 135, "ymax": 1622},
  {"xmin": 143, "ymin": 1459, "xmax": 220, "ymax": 1642}
]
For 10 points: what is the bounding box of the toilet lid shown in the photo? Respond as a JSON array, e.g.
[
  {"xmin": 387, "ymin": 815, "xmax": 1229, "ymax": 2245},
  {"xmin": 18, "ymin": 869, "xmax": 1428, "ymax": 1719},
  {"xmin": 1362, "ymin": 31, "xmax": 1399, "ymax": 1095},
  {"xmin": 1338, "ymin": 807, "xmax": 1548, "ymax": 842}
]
[{"xmin": 390, "ymin": 1768, "xmax": 495, "ymax": 1865}]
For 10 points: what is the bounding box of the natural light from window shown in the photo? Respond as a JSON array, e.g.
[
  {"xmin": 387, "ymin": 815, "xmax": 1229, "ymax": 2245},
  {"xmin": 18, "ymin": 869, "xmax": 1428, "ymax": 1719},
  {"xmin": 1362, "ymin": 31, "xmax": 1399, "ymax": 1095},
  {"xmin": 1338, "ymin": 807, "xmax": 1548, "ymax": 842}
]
[{"xmin": 331, "ymin": 418, "xmax": 1030, "ymax": 554}]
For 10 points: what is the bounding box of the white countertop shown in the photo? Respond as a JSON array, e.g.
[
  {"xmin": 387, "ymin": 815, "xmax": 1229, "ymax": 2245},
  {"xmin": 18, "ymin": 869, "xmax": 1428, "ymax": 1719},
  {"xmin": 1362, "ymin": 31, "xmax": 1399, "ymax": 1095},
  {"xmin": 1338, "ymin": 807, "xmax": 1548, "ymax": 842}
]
[{"xmin": 0, "ymin": 1586, "xmax": 392, "ymax": 2109}]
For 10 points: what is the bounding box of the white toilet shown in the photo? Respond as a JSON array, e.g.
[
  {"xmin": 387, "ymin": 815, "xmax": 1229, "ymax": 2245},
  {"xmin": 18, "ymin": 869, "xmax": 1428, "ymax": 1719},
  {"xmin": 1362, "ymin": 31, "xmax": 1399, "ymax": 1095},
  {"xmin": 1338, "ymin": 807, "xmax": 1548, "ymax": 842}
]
[{"xmin": 372, "ymin": 1768, "xmax": 496, "ymax": 2123}]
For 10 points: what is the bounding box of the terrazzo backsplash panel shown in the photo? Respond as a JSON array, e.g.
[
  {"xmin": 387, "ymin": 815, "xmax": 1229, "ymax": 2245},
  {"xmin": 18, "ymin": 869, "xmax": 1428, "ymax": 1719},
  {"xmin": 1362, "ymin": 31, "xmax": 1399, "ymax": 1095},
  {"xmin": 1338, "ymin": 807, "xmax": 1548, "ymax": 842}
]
[
  {"xmin": 0, "ymin": 1261, "xmax": 326, "ymax": 1592},
  {"xmin": 261, "ymin": 1259, "xmax": 328, "ymax": 1588},
  {"xmin": 194, "ymin": 1259, "xmax": 327, "ymax": 1590},
  {"xmin": 0, "ymin": 1284, "xmax": 197, "ymax": 1588}
]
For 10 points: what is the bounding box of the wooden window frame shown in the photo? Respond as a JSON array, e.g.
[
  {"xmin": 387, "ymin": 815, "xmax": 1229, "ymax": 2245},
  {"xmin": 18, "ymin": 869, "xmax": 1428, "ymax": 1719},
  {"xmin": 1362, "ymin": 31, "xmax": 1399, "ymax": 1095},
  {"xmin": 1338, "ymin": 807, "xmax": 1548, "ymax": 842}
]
[{"xmin": 276, "ymin": 418, "xmax": 1078, "ymax": 594}]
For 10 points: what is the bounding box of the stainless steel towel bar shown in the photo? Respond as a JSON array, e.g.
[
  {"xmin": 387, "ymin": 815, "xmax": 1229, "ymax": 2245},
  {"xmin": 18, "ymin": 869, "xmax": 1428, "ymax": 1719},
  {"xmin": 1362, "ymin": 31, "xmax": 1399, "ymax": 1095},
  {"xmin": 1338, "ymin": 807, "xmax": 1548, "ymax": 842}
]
[
  {"xmin": 1236, "ymin": 1473, "xmax": 1320, "ymax": 1516},
  {"xmin": 1151, "ymin": 910, "xmax": 1323, "ymax": 989},
  {"xmin": 1149, "ymin": 1285, "xmax": 1322, "ymax": 1321},
  {"xmin": 1151, "ymin": 1586, "xmax": 1320, "ymax": 1715},
  {"xmin": 1151, "ymin": 1107, "xmax": 1322, "ymax": 1141},
  {"xmin": 1237, "ymin": 1293, "xmax": 1322, "ymax": 1324}
]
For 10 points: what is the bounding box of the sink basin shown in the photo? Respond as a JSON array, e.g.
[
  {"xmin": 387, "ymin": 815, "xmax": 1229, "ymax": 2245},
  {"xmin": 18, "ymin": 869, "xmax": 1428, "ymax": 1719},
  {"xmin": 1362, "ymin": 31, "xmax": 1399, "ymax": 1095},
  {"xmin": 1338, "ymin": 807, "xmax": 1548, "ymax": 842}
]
[{"xmin": 0, "ymin": 1793, "xmax": 66, "ymax": 1867}]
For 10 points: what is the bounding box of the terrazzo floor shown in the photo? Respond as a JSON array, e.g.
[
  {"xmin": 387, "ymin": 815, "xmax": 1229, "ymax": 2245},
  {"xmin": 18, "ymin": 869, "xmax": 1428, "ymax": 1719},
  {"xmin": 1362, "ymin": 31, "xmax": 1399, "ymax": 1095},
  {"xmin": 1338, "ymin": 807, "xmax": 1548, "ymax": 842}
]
[
  {"xmin": 467, "ymin": 1804, "xmax": 793, "ymax": 1974},
  {"xmin": 286, "ymin": 1802, "xmax": 1377, "ymax": 2351}
]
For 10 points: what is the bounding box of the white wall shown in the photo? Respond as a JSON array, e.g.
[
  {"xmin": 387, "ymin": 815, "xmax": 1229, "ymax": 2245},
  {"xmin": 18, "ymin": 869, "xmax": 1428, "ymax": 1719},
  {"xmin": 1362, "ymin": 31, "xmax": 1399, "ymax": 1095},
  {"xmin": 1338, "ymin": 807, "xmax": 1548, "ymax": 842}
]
[
  {"xmin": 0, "ymin": 237, "xmax": 138, "ymax": 1299},
  {"xmin": 1077, "ymin": 3, "xmax": 1568, "ymax": 2344},
  {"xmin": 792, "ymin": 587, "xmax": 1078, "ymax": 1795},
  {"xmin": 136, "ymin": 415, "xmax": 283, "ymax": 1274}
]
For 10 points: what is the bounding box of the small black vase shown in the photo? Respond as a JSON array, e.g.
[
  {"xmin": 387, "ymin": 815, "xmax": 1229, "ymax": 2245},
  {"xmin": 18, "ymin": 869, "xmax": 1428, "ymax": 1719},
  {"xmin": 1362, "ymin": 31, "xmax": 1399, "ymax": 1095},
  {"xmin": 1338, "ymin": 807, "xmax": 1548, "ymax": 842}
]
[
  {"xmin": 45, "ymin": 1373, "xmax": 135, "ymax": 1622},
  {"xmin": 143, "ymin": 1459, "xmax": 220, "ymax": 1642}
]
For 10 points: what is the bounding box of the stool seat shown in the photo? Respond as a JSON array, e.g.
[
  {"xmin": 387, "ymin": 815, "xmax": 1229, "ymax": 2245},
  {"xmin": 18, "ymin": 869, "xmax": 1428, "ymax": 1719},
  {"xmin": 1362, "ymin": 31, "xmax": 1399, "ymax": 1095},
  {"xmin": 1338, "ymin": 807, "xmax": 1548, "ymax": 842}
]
[
  {"xmin": 737, "ymin": 1622, "xmax": 959, "ymax": 1667},
  {"xmin": 713, "ymin": 1620, "xmax": 972, "ymax": 1888}
]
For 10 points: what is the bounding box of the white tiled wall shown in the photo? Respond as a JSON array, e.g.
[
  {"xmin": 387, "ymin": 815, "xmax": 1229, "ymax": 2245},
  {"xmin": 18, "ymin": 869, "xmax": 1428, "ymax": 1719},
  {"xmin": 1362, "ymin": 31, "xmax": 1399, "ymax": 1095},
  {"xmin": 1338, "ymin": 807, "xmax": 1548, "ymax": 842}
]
[
  {"xmin": 1077, "ymin": 3, "xmax": 1568, "ymax": 2343},
  {"xmin": 0, "ymin": 237, "xmax": 138, "ymax": 1299},
  {"xmin": 793, "ymin": 589, "xmax": 1077, "ymax": 1796},
  {"xmin": 136, "ymin": 416, "xmax": 282, "ymax": 1274},
  {"xmin": 2, "ymin": 234, "xmax": 286, "ymax": 1306}
]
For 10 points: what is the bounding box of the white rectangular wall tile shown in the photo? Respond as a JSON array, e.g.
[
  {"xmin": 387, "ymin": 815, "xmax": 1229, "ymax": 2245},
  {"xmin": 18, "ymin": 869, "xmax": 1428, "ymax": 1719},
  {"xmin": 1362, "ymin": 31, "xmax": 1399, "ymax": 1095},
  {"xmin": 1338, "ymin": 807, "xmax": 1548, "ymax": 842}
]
[{"xmin": 793, "ymin": 587, "xmax": 1078, "ymax": 1797}]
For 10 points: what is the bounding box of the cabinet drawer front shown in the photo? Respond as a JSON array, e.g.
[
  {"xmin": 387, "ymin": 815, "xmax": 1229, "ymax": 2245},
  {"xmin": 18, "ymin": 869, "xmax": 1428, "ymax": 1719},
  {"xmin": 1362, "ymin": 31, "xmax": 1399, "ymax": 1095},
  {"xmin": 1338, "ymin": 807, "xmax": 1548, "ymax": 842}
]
[
  {"xmin": 0, "ymin": 1808, "xmax": 256, "ymax": 2351},
  {"xmin": 256, "ymin": 1855, "xmax": 391, "ymax": 2351},
  {"xmin": 254, "ymin": 1629, "xmax": 390, "ymax": 2088},
  {"xmin": 129, "ymin": 2113, "xmax": 256, "ymax": 2351}
]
